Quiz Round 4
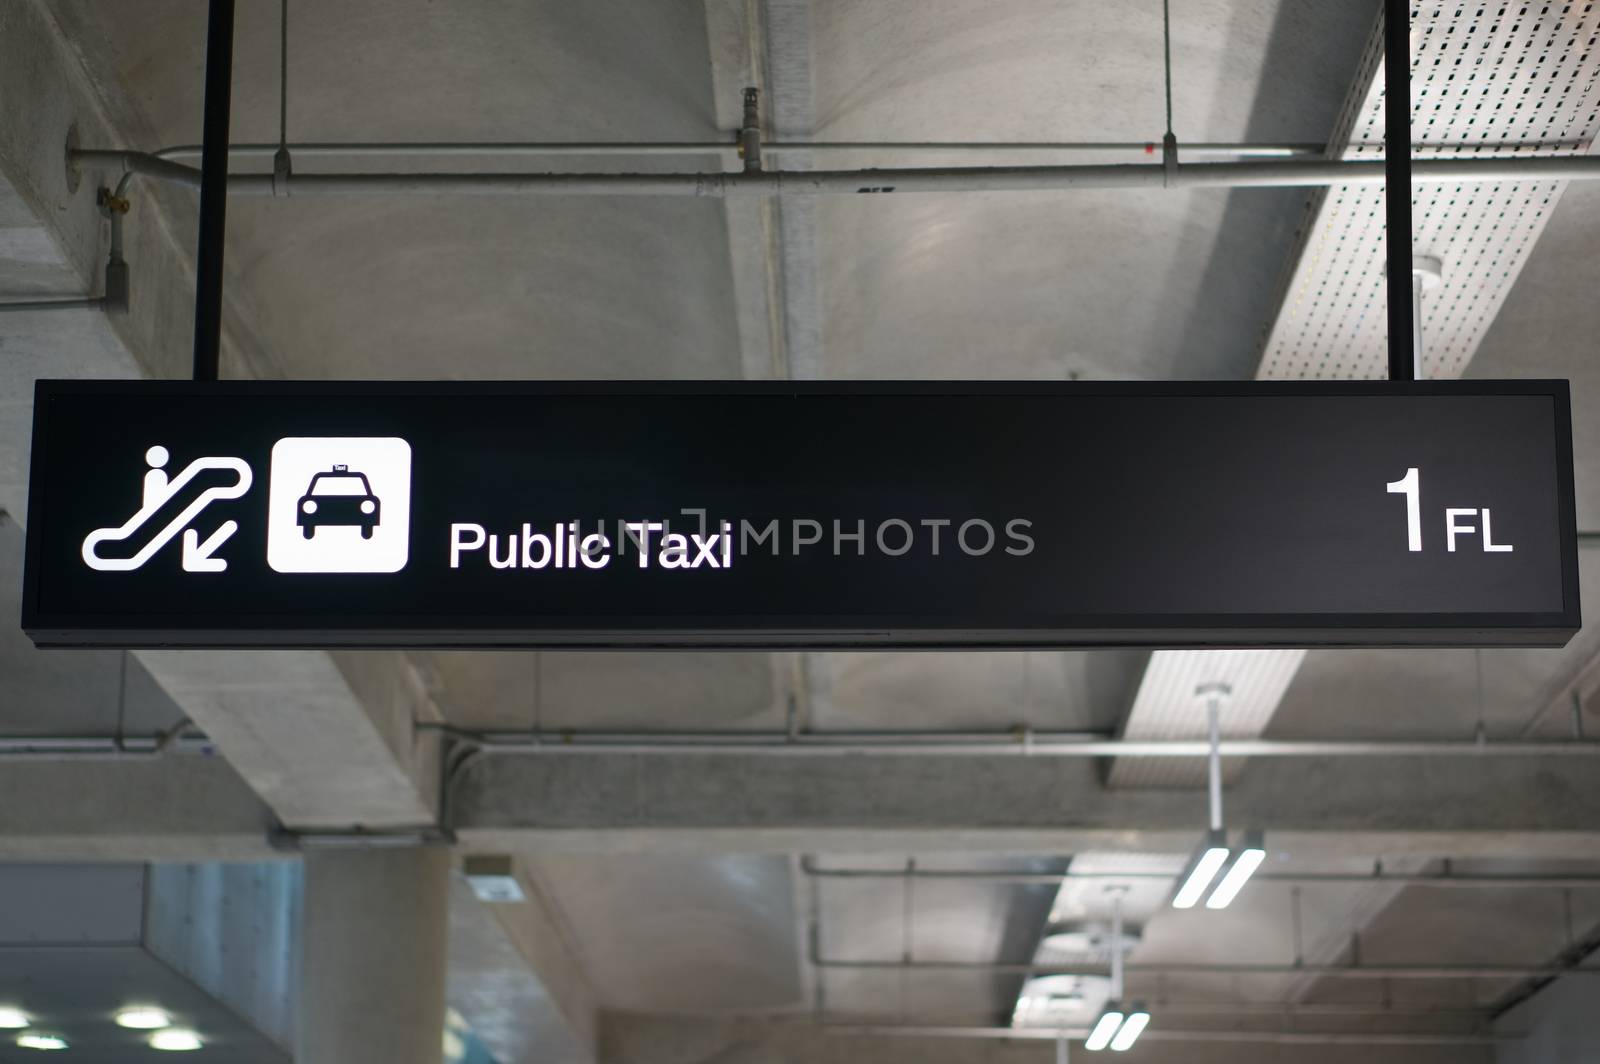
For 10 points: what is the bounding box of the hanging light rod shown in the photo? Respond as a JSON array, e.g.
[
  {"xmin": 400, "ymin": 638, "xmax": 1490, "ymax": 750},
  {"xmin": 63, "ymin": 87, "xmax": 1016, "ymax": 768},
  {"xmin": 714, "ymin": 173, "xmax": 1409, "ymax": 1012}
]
[
  {"xmin": 1083, "ymin": 891, "xmax": 1151, "ymax": 1052},
  {"xmin": 1168, "ymin": 685, "xmax": 1267, "ymax": 910}
]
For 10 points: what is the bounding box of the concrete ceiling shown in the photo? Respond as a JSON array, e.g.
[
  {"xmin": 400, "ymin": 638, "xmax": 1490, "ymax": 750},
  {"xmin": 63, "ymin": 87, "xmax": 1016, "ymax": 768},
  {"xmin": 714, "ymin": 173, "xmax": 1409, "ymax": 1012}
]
[{"xmin": 5, "ymin": 0, "xmax": 1600, "ymax": 1061}]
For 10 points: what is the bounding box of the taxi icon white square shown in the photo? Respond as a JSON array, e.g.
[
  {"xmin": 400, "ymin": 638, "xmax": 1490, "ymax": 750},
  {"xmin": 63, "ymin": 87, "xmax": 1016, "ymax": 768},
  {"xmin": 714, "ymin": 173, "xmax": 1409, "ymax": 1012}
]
[{"xmin": 267, "ymin": 437, "xmax": 411, "ymax": 573}]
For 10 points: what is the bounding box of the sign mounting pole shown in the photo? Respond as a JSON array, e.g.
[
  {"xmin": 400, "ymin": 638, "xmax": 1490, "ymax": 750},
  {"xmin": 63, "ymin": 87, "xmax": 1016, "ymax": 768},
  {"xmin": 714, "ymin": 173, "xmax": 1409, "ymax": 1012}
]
[
  {"xmin": 1385, "ymin": 0, "xmax": 1415, "ymax": 382},
  {"xmin": 191, "ymin": 0, "xmax": 236, "ymax": 383}
]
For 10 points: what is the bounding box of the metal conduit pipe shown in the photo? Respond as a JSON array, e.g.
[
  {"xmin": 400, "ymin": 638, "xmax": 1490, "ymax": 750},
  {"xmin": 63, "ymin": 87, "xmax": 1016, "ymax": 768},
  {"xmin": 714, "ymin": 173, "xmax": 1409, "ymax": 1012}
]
[
  {"xmin": 0, "ymin": 297, "xmax": 105, "ymax": 313},
  {"xmin": 812, "ymin": 957, "xmax": 1600, "ymax": 980},
  {"xmin": 141, "ymin": 140, "xmax": 1325, "ymax": 161},
  {"xmin": 0, "ymin": 733, "xmax": 214, "ymax": 760},
  {"xmin": 825, "ymin": 1025, "xmax": 1500, "ymax": 1047},
  {"xmin": 431, "ymin": 727, "xmax": 1600, "ymax": 758},
  {"xmin": 69, "ymin": 150, "xmax": 1600, "ymax": 198},
  {"xmin": 798, "ymin": 857, "xmax": 1600, "ymax": 890}
]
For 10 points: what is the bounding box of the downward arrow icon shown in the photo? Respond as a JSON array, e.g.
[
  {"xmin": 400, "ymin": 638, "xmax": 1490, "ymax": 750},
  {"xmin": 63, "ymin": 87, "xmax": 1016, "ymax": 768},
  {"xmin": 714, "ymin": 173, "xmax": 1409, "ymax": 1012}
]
[{"xmin": 182, "ymin": 521, "xmax": 238, "ymax": 573}]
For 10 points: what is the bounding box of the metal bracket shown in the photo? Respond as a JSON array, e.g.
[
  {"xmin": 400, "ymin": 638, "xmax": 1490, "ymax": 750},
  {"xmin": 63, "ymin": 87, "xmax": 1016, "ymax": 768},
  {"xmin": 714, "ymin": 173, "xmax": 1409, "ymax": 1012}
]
[{"xmin": 739, "ymin": 87, "xmax": 763, "ymax": 173}]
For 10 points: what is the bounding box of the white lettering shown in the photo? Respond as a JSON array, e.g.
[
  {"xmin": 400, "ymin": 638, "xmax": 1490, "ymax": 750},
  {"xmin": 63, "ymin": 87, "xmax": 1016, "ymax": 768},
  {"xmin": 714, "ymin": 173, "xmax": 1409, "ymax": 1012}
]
[
  {"xmin": 488, "ymin": 533, "xmax": 517, "ymax": 569},
  {"xmin": 579, "ymin": 532, "xmax": 611, "ymax": 569},
  {"xmin": 625, "ymin": 521, "xmax": 663, "ymax": 567},
  {"xmin": 659, "ymin": 532, "xmax": 691, "ymax": 569},
  {"xmin": 1482, "ymin": 509, "xmax": 1514, "ymax": 552},
  {"xmin": 450, "ymin": 523, "xmax": 486, "ymax": 568},
  {"xmin": 1446, "ymin": 508, "xmax": 1477, "ymax": 552},
  {"xmin": 521, "ymin": 524, "xmax": 553, "ymax": 568},
  {"xmin": 689, "ymin": 532, "xmax": 722, "ymax": 568}
]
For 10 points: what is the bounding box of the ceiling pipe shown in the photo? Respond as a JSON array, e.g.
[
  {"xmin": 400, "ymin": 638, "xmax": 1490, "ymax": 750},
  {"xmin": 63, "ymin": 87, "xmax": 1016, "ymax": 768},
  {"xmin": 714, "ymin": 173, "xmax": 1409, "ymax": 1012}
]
[
  {"xmin": 798, "ymin": 856, "xmax": 1600, "ymax": 890},
  {"xmin": 0, "ymin": 297, "xmax": 106, "ymax": 313},
  {"xmin": 69, "ymin": 149, "xmax": 1600, "ymax": 199},
  {"xmin": 812, "ymin": 957, "xmax": 1600, "ymax": 980},
  {"xmin": 123, "ymin": 140, "xmax": 1330, "ymax": 162},
  {"xmin": 825, "ymin": 1024, "xmax": 1499, "ymax": 1047},
  {"xmin": 429, "ymin": 726, "xmax": 1600, "ymax": 758}
]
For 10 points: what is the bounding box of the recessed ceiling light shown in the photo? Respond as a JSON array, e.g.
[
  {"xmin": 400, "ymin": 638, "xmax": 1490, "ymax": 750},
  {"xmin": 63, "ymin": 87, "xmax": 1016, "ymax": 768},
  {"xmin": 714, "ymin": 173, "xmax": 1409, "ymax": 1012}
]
[
  {"xmin": 0, "ymin": 1008, "xmax": 29, "ymax": 1029},
  {"xmin": 150, "ymin": 1028, "xmax": 204, "ymax": 1051},
  {"xmin": 115, "ymin": 1006, "xmax": 172, "ymax": 1029},
  {"xmin": 15, "ymin": 1033, "xmax": 68, "ymax": 1050}
]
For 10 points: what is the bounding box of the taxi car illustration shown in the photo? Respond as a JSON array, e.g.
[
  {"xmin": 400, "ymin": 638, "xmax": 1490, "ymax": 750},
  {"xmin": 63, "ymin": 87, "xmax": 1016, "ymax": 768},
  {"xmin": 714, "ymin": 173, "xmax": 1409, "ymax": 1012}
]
[{"xmin": 297, "ymin": 465, "xmax": 381, "ymax": 539}]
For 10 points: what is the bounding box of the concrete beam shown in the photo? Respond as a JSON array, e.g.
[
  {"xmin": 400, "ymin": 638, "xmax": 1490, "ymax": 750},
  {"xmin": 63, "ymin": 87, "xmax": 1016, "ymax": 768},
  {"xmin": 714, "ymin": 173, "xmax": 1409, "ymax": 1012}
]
[
  {"xmin": 452, "ymin": 751, "xmax": 1600, "ymax": 858},
  {"xmin": 0, "ymin": 0, "xmax": 439, "ymax": 832},
  {"xmin": 137, "ymin": 651, "xmax": 438, "ymax": 830},
  {"xmin": 469, "ymin": 858, "xmax": 599, "ymax": 1064},
  {"xmin": 0, "ymin": 756, "xmax": 282, "ymax": 861}
]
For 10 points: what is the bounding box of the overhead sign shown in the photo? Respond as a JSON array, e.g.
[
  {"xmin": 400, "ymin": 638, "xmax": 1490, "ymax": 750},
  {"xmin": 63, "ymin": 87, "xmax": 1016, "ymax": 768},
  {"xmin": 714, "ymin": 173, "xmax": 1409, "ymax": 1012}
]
[{"xmin": 21, "ymin": 380, "xmax": 1579, "ymax": 648}]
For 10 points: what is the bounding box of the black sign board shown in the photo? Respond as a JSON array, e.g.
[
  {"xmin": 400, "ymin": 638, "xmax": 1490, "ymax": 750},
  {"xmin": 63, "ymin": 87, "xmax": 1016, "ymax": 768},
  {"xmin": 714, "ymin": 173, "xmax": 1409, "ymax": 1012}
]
[{"xmin": 21, "ymin": 380, "xmax": 1579, "ymax": 648}]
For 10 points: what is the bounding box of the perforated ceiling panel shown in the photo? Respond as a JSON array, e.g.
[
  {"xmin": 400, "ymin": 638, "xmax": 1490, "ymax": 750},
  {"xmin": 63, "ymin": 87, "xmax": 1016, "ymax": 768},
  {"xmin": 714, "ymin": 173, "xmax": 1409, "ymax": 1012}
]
[
  {"xmin": 1257, "ymin": 1, "xmax": 1600, "ymax": 380},
  {"xmin": 1113, "ymin": 4, "xmax": 1600, "ymax": 790}
]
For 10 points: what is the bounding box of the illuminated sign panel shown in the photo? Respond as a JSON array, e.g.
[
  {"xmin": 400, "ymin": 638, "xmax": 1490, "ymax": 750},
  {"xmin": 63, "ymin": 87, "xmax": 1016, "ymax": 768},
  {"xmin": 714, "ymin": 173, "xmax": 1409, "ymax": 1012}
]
[{"xmin": 20, "ymin": 380, "xmax": 1579, "ymax": 648}]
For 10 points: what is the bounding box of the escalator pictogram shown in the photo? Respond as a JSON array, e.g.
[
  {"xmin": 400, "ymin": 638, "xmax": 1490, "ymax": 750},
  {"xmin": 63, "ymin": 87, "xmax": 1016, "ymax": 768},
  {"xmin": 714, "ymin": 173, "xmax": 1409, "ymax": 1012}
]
[{"xmin": 81, "ymin": 452, "xmax": 252, "ymax": 573}]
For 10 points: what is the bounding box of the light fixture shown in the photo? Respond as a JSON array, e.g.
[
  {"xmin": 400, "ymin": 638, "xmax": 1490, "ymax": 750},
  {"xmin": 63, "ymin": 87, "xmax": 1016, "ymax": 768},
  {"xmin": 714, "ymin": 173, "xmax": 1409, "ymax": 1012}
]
[
  {"xmin": 1170, "ymin": 685, "xmax": 1267, "ymax": 910},
  {"xmin": 1171, "ymin": 829, "xmax": 1230, "ymax": 910},
  {"xmin": 115, "ymin": 1005, "xmax": 173, "ymax": 1029},
  {"xmin": 1084, "ymin": 892, "xmax": 1152, "ymax": 1052},
  {"xmin": 1206, "ymin": 830, "xmax": 1267, "ymax": 910},
  {"xmin": 1083, "ymin": 1007, "xmax": 1124, "ymax": 1052},
  {"xmin": 1108, "ymin": 1006, "xmax": 1150, "ymax": 1052},
  {"xmin": 463, "ymin": 855, "xmax": 526, "ymax": 903},
  {"xmin": 0, "ymin": 1008, "xmax": 30, "ymax": 1029},
  {"xmin": 15, "ymin": 1033, "xmax": 68, "ymax": 1050},
  {"xmin": 149, "ymin": 1029, "xmax": 204, "ymax": 1051}
]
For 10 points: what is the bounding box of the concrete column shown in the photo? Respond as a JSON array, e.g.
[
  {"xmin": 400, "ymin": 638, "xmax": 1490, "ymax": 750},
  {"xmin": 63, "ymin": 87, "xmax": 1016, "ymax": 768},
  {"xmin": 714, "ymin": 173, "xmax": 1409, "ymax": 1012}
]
[{"xmin": 298, "ymin": 848, "xmax": 451, "ymax": 1064}]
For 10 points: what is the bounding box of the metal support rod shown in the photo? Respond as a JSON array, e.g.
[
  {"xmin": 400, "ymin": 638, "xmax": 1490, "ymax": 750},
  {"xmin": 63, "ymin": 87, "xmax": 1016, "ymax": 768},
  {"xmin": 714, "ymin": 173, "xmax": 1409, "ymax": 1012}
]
[
  {"xmin": 740, "ymin": 88, "xmax": 762, "ymax": 173},
  {"xmin": 1161, "ymin": 0, "xmax": 1175, "ymax": 139},
  {"xmin": 67, "ymin": 149, "xmax": 1600, "ymax": 199},
  {"xmin": 192, "ymin": 0, "xmax": 235, "ymax": 383},
  {"xmin": 273, "ymin": 0, "xmax": 291, "ymax": 191},
  {"xmin": 1206, "ymin": 698, "xmax": 1224, "ymax": 831},
  {"xmin": 1110, "ymin": 892, "xmax": 1125, "ymax": 999},
  {"xmin": 1385, "ymin": 0, "xmax": 1415, "ymax": 380},
  {"xmin": 1412, "ymin": 270, "xmax": 1425, "ymax": 378}
]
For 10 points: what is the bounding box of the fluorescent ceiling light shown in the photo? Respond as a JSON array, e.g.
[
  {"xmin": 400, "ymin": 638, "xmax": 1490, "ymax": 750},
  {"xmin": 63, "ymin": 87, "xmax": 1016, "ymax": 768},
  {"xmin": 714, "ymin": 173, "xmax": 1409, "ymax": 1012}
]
[
  {"xmin": 1109, "ymin": 1007, "xmax": 1150, "ymax": 1051},
  {"xmin": 1172, "ymin": 831, "xmax": 1230, "ymax": 909},
  {"xmin": 1084, "ymin": 1008, "xmax": 1124, "ymax": 1052},
  {"xmin": 15, "ymin": 1034, "xmax": 68, "ymax": 1050},
  {"xmin": 150, "ymin": 1029, "xmax": 204, "ymax": 1051},
  {"xmin": 0, "ymin": 1008, "xmax": 29, "ymax": 1029},
  {"xmin": 115, "ymin": 1006, "xmax": 172, "ymax": 1029},
  {"xmin": 1206, "ymin": 837, "xmax": 1267, "ymax": 910}
]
